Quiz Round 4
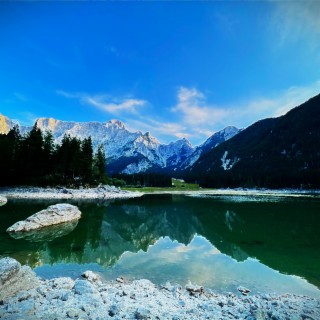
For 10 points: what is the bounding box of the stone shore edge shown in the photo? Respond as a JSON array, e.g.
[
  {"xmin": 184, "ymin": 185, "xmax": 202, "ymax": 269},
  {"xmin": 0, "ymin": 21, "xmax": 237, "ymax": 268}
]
[{"xmin": 0, "ymin": 257, "xmax": 319, "ymax": 320}]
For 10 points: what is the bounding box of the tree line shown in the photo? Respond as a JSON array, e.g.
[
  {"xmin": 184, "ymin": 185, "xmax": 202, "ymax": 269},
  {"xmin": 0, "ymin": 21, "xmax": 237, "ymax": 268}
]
[{"xmin": 0, "ymin": 125, "xmax": 107, "ymax": 187}]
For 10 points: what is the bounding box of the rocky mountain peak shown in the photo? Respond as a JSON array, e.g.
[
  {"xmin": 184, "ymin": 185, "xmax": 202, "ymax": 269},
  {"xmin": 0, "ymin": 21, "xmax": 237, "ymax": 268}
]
[
  {"xmin": 36, "ymin": 117, "xmax": 61, "ymax": 132},
  {"xmin": 0, "ymin": 114, "xmax": 12, "ymax": 134},
  {"xmin": 220, "ymin": 126, "xmax": 242, "ymax": 140},
  {"xmin": 178, "ymin": 137, "xmax": 193, "ymax": 148},
  {"xmin": 142, "ymin": 132, "xmax": 160, "ymax": 144},
  {"xmin": 106, "ymin": 119, "xmax": 126, "ymax": 129}
]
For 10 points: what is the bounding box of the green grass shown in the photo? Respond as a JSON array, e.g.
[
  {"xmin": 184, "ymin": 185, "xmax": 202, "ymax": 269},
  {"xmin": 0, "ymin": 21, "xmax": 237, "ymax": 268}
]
[{"xmin": 123, "ymin": 178, "xmax": 200, "ymax": 192}]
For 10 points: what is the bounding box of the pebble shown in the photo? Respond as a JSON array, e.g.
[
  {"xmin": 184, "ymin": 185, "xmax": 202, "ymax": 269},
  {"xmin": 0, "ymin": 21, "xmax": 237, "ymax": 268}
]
[
  {"xmin": 74, "ymin": 280, "xmax": 97, "ymax": 295},
  {"xmin": 237, "ymin": 286, "xmax": 251, "ymax": 296},
  {"xmin": 116, "ymin": 277, "xmax": 124, "ymax": 284},
  {"xmin": 135, "ymin": 307, "xmax": 150, "ymax": 319},
  {"xmin": 82, "ymin": 270, "xmax": 100, "ymax": 282}
]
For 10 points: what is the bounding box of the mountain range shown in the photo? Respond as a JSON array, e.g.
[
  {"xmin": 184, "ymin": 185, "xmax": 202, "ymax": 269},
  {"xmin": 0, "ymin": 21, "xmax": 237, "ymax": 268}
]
[
  {"xmin": 0, "ymin": 114, "xmax": 240, "ymax": 175},
  {"xmin": 1, "ymin": 92, "xmax": 319, "ymax": 187}
]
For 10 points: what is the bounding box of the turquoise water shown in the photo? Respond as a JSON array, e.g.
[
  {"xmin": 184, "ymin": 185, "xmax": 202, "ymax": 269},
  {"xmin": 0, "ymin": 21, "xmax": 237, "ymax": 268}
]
[{"xmin": 0, "ymin": 194, "xmax": 319, "ymax": 297}]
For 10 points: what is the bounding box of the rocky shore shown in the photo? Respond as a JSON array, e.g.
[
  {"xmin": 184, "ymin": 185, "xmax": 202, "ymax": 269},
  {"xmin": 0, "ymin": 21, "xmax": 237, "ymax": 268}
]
[
  {"xmin": 0, "ymin": 185, "xmax": 142, "ymax": 200},
  {"xmin": 0, "ymin": 258, "xmax": 319, "ymax": 320}
]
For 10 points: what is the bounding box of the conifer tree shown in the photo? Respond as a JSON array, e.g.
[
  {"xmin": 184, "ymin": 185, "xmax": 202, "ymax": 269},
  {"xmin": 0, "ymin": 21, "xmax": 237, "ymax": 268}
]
[
  {"xmin": 80, "ymin": 137, "xmax": 93, "ymax": 182},
  {"xmin": 43, "ymin": 131, "xmax": 55, "ymax": 176},
  {"xmin": 94, "ymin": 144, "xmax": 107, "ymax": 182},
  {"xmin": 20, "ymin": 124, "xmax": 44, "ymax": 182}
]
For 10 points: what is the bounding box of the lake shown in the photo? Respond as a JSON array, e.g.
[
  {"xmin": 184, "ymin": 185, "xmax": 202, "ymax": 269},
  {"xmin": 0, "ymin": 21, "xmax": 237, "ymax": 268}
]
[{"xmin": 1, "ymin": 193, "xmax": 319, "ymax": 298}]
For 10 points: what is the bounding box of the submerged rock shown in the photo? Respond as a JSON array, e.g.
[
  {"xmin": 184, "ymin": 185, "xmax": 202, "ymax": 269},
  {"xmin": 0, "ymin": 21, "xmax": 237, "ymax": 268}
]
[
  {"xmin": 8, "ymin": 219, "xmax": 79, "ymax": 242},
  {"xmin": 0, "ymin": 257, "xmax": 40, "ymax": 301},
  {"xmin": 6, "ymin": 203, "xmax": 81, "ymax": 233},
  {"xmin": 0, "ymin": 195, "xmax": 7, "ymax": 206}
]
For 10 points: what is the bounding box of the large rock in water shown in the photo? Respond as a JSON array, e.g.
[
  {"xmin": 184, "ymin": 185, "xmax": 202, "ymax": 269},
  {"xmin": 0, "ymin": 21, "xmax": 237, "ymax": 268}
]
[
  {"xmin": 6, "ymin": 203, "xmax": 81, "ymax": 233},
  {"xmin": 0, "ymin": 257, "xmax": 40, "ymax": 300},
  {"xmin": 8, "ymin": 220, "xmax": 79, "ymax": 242}
]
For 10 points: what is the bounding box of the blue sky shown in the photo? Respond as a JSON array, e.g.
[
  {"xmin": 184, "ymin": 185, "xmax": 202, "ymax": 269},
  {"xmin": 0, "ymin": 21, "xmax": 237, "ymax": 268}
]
[{"xmin": 0, "ymin": 1, "xmax": 320, "ymax": 146}]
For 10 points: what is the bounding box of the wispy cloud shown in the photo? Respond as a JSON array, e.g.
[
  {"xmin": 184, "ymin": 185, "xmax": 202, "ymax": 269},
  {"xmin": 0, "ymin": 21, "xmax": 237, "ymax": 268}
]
[
  {"xmin": 56, "ymin": 90, "xmax": 77, "ymax": 99},
  {"xmin": 57, "ymin": 90, "xmax": 146, "ymax": 115},
  {"xmin": 86, "ymin": 96, "xmax": 146, "ymax": 113},
  {"xmin": 124, "ymin": 87, "xmax": 228, "ymax": 144},
  {"xmin": 127, "ymin": 118, "xmax": 190, "ymax": 141},
  {"xmin": 172, "ymin": 87, "xmax": 229, "ymax": 127},
  {"xmin": 236, "ymin": 80, "xmax": 320, "ymax": 123},
  {"xmin": 13, "ymin": 92, "xmax": 29, "ymax": 102},
  {"xmin": 271, "ymin": 1, "xmax": 320, "ymax": 51}
]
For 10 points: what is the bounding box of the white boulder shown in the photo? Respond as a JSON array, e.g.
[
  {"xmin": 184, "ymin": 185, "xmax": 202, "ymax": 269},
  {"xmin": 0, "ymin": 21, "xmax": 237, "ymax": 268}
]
[
  {"xmin": 6, "ymin": 203, "xmax": 81, "ymax": 233},
  {"xmin": 0, "ymin": 257, "xmax": 40, "ymax": 300}
]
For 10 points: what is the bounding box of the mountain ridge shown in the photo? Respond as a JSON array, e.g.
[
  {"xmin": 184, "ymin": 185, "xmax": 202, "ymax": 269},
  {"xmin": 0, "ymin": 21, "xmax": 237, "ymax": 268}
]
[
  {"xmin": 0, "ymin": 113, "xmax": 240, "ymax": 175},
  {"xmin": 188, "ymin": 93, "xmax": 320, "ymax": 188}
]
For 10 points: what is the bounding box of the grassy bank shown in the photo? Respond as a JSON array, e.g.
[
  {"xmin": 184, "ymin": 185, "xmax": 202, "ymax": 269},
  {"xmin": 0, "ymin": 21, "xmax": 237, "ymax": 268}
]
[{"xmin": 123, "ymin": 178, "xmax": 200, "ymax": 192}]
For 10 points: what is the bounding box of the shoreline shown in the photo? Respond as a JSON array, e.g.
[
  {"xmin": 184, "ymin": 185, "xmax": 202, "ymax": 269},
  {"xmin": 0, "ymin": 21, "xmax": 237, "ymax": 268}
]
[
  {"xmin": 0, "ymin": 185, "xmax": 143, "ymax": 201},
  {"xmin": 0, "ymin": 186, "xmax": 320, "ymax": 201},
  {"xmin": 1, "ymin": 258, "xmax": 319, "ymax": 320}
]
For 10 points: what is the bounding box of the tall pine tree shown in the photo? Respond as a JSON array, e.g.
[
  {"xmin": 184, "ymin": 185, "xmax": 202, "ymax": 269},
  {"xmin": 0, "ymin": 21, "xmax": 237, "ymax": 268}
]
[
  {"xmin": 80, "ymin": 137, "xmax": 93, "ymax": 183},
  {"xmin": 93, "ymin": 144, "xmax": 107, "ymax": 182}
]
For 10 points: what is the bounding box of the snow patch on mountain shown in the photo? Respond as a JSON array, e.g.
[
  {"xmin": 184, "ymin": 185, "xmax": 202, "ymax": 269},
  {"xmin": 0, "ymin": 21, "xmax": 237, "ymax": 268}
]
[
  {"xmin": 122, "ymin": 159, "xmax": 153, "ymax": 174},
  {"xmin": 221, "ymin": 151, "xmax": 240, "ymax": 170}
]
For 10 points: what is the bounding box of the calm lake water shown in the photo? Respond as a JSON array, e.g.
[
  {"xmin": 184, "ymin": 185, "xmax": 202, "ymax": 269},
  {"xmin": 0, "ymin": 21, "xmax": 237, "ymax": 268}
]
[{"xmin": 1, "ymin": 194, "xmax": 320, "ymax": 298}]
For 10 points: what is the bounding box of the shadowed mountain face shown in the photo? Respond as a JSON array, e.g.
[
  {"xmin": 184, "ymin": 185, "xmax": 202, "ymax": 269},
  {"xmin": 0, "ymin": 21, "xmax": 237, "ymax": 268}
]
[
  {"xmin": 189, "ymin": 93, "xmax": 320, "ymax": 188},
  {"xmin": 1, "ymin": 195, "xmax": 319, "ymax": 288}
]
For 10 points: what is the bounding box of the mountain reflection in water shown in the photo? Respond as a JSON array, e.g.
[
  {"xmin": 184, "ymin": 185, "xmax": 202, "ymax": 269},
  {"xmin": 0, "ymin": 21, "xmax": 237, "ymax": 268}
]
[{"xmin": 0, "ymin": 194, "xmax": 319, "ymax": 296}]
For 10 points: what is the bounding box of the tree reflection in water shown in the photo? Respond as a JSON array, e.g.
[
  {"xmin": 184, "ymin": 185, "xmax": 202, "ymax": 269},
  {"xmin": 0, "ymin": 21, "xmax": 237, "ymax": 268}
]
[{"xmin": 1, "ymin": 194, "xmax": 319, "ymax": 292}]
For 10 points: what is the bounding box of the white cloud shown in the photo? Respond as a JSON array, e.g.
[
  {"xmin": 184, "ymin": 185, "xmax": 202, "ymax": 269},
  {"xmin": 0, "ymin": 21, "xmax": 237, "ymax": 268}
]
[
  {"xmin": 57, "ymin": 90, "xmax": 146, "ymax": 115},
  {"xmin": 85, "ymin": 96, "xmax": 146, "ymax": 113},
  {"xmin": 172, "ymin": 87, "xmax": 229, "ymax": 126},
  {"xmin": 125, "ymin": 87, "xmax": 229, "ymax": 144}
]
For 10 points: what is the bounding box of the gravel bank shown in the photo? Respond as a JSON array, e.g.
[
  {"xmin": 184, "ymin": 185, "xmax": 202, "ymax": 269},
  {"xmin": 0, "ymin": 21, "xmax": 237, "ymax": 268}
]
[
  {"xmin": 0, "ymin": 185, "xmax": 142, "ymax": 200},
  {"xmin": 0, "ymin": 258, "xmax": 319, "ymax": 320},
  {"xmin": 142, "ymin": 188, "xmax": 320, "ymax": 199}
]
